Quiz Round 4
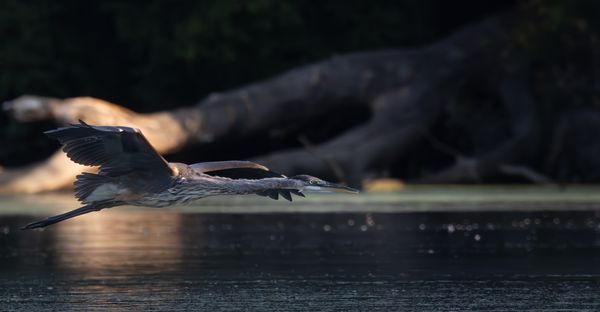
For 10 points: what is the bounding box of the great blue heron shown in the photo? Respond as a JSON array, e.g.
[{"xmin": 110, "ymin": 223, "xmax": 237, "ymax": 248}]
[{"xmin": 22, "ymin": 121, "xmax": 358, "ymax": 229}]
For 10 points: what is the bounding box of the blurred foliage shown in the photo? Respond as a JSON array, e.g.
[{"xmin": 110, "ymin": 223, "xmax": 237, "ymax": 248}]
[
  {"xmin": 0, "ymin": 0, "xmax": 443, "ymax": 109},
  {"xmin": 518, "ymin": 0, "xmax": 600, "ymax": 110},
  {"xmin": 524, "ymin": 0, "xmax": 600, "ymax": 181},
  {"xmin": 3, "ymin": 0, "xmax": 599, "ymax": 175},
  {"xmin": 0, "ymin": 0, "xmax": 509, "ymax": 166},
  {"xmin": 430, "ymin": 0, "xmax": 600, "ymax": 182}
]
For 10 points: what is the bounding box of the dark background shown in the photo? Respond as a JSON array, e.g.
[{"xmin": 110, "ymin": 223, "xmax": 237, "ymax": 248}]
[{"xmin": 2, "ymin": 1, "xmax": 599, "ymax": 182}]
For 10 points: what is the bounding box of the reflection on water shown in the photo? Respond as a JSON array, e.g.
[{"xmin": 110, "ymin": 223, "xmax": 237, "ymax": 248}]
[
  {"xmin": 1, "ymin": 210, "xmax": 600, "ymax": 311},
  {"xmin": 52, "ymin": 213, "xmax": 186, "ymax": 276}
]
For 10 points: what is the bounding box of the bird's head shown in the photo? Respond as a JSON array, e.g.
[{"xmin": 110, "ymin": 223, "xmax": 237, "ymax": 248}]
[{"xmin": 290, "ymin": 175, "xmax": 359, "ymax": 194}]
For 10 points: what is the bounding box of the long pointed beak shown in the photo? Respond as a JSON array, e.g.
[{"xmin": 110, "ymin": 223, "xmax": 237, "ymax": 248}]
[{"xmin": 321, "ymin": 182, "xmax": 359, "ymax": 194}]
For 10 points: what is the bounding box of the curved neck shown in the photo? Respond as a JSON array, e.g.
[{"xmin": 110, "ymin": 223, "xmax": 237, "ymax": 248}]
[
  {"xmin": 219, "ymin": 177, "xmax": 300, "ymax": 194},
  {"xmin": 180, "ymin": 175, "xmax": 301, "ymax": 196}
]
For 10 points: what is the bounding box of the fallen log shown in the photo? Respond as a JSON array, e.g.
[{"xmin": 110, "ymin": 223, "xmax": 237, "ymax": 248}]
[{"xmin": 2, "ymin": 12, "xmax": 537, "ymax": 193}]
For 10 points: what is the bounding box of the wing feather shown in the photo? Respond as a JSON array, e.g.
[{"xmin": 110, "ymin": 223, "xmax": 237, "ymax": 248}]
[
  {"xmin": 46, "ymin": 121, "xmax": 174, "ymax": 187},
  {"xmin": 190, "ymin": 161, "xmax": 270, "ymax": 174}
]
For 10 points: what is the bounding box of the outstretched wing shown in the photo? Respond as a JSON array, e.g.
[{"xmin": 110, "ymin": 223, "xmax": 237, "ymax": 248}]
[
  {"xmin": 190, "ymin": 161, "xmax": 271, "ymax": 176},
  {"xmin": 46, "ymin": 121, "xmax": 174, "ymax": 181},
  {"xmin": 191, "ymin": 160, "xmax": 304, "ymax": 201}
]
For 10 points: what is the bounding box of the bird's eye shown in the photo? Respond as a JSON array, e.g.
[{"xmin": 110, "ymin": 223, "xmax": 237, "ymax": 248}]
[{"xmin": 310, "ymin": 180, "xmax": 318, "ymax": 185}]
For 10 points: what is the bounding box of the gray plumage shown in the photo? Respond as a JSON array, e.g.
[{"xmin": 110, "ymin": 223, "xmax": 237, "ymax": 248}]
[{"xmin": 22, "ymin": 121, "xmax": 357, "ymax": 230}]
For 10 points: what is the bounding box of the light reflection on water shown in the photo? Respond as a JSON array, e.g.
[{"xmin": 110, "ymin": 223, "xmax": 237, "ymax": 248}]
[
  {"xmin": 51, "ymin": 213, "xmax": 187, "ymax": 277},
  {"xmin": 1, "ymin": 210, "xmax": 600, "ymax": 310}
]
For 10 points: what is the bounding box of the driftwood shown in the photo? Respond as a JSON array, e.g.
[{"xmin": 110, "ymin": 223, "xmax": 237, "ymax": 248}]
[{"xmin": 1, "ymin": 12, "xmax": 544, "ymax": 193}]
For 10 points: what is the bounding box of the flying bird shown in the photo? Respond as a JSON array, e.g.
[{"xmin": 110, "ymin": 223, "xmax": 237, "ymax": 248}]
[{"xmin": 22, "ymin": 121, "xmax": 357, "ymax": 229}]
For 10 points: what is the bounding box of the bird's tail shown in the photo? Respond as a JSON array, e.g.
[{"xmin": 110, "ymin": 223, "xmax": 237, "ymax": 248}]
[{"xmin": 21, "ymin": 201, "xmax": 117, "ymax": 230}]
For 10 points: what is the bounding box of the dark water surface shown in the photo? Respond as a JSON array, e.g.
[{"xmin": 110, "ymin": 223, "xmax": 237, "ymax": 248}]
[{"xmin": 1, "ymin": 203, "xmax": 600, "ymax": 311}]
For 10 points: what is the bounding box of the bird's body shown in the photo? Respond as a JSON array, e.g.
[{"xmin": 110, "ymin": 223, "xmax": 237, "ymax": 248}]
[
  {"xmin": 22, "ymin": 121, "xmax": 357, "ymax": 229},
  {"xmin": 82, "ymin": 166, "xmax": 302, "ymax": 208}
]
